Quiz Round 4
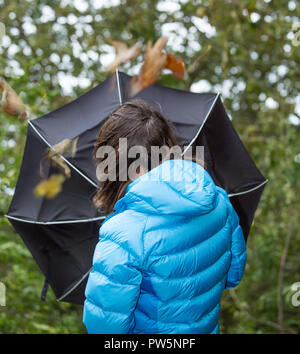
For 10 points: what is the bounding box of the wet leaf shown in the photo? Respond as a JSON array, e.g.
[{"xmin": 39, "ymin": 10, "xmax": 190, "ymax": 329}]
[
  {"xmin": 0, "ymin": 77, "xmax": 27, "ymax": 120},
  {"xmin": 34, "ymin": 174, "xmax": 65, "ymax": 199},
  {"xmin": 105, "ymin": 41, "xmax": 141, "ymax": 72}
]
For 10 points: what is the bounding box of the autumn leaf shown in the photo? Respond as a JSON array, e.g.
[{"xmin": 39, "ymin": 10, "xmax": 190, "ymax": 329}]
[
  {"xmin": 0, "ymin": 77, "xmax": 27, "ymax": 120},
  {"xmin": 105, "ymin": 40, "xmax": 141, "ymax": 72},
  {"xmin": 34, "ymin": 174, "xmax": 65, "ymax": 199},
  {"xmin": 129, "ymin": 37, "xmax": 168, "ymax": 96},
  {"xmin": 48, "ymin": 154, "xmax": 71, "ymax": 179},
  {"xmin": 51, "ymin": 137, "xmax": 78, "ymax": 158},
  {"xmin": 165, "ymin": 53, "xmax": 185, "ymax": 80},
  {"xmin": 40, "ymin": 137, "xmax": 78, "ymax": 179},
  {"xmin": 129, "ymin": 36, "xmax": 185, "ymax": 96}
]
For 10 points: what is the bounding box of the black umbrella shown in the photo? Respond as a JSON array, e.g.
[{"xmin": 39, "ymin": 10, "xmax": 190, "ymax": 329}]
[{"xmin": 6, "ymin": 71, "xmax": 267, "ymax": 305}]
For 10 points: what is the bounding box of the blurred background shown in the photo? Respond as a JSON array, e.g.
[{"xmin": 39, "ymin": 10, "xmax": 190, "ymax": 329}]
[{"xmin": 0, "ymin": 0, "xmax": 299, "ymax": 334}]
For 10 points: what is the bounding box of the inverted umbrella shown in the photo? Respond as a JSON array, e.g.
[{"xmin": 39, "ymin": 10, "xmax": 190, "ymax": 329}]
[{"xmin": 6, "ymin": 71, "xmax": 267, "ymax": 304}]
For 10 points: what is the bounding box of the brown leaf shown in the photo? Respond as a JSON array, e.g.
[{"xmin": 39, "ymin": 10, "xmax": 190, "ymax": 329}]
[
  {"xmin": 49, "ymin": 154, "xmax": 71, "ymax": 179},
  {"xmin": 105, "ymin": 41, "xmax": 141, "ymax": 72},
  {"xmin": 0, "ymin": 78, "xmax": 27, "ymax": 120},
  {"xmin": 129, "ymin": 37, "xmax": 168, "ymax": 96},
  {"xmin": 34, "ymin": 174, "xmax": 65, "ymax": 199},
  {"xmin": 129, "ymin": 37, "xmax": 185, "ymax": 96},
  {"xmin": 39, "ymin": 153, "xmax": 71, "ymax": 180},
  {"xmin": 42, "ymin": 138, "xmax": 78, "ymax": 179},
  {"xmin": 165, "ymin": 53, "xmax": 185, "ymax": 80},
  {"xmin": 51, "ymin": 137, "xmax": 78, "ymax": 158}
]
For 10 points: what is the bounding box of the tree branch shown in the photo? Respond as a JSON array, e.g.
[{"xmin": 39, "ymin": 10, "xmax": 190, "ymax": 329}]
[
  {"xmin": 292, "ymin": 111, "xmax": 300, "ymax": 120},
  {"xmin": 229, "ymin": 289, "xmax": 296, "ymax": 334}
]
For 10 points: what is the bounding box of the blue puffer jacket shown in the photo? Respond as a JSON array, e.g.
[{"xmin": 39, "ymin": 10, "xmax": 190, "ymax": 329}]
[{"xmin": 83, "ymin": 159, "xmax": 247, "ymax": 334}]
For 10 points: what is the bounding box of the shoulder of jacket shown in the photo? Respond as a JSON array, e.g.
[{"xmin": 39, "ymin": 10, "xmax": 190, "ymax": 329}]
[{"xmin": 99, "ymin": 210, "xmax": 148, "ymax": 260}]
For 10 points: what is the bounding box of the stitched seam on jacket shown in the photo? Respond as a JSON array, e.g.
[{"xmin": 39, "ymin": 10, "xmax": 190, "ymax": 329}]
[
  {"xmin": 235, "ymin": 248, "xmax": 247, "ymax": 279},
  {"xmin": 130, "ymin": 216, "xmax": 149, "ymax": 333},
  {"xmin": 86, "ymin": 296, "xmax": 130, "ymax": 316},
  {"xmin": 136, "ymin": 300, "xmax": 220, "ymax": 326},
  {"xmin": 148, "ymin": 248, "xmax": 230, "ymax": 282},
  {"xmin": 126, "ymin": 185, "xmax": 217, "ymax": 216},
  {"xmin": 162, "ymin": 177, "xmax": 217, "ymax": 213},
  {"xmin": 128, "ymin": 160, "xmax": 212, "ymax": 204},
  {"xmin": 143, "ymin": 266, "xmax": 227, "ymax": 304},
  {"xmin": 90, "ymin": 266, "xmax": 141, "ymax": 287},
  {"xmin": 145, "ymin": 196, "xmax": 228, "ymax": 259},
  {"xmin": 147, "ymin": 216, "xmax": 230, "ymax": 262},
  {"xmin": 229, "ymin": 211, "xmax": 246, "ymax": 281},
  {"xmin": 97, "ymin": 237, "xmax": 142, "ymax": 271},
  {"xmin": 141, "ymin": 215, "xmax": 149, "ymax": 271}
]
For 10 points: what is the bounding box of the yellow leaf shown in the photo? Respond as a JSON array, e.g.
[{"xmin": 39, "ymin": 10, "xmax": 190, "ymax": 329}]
[{"xmin": 34, "ymin": 174, "xmax": 65, "ymax": 199}]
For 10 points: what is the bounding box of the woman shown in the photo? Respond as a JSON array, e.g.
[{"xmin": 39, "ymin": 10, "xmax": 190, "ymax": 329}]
[{"xmin": 83, "ymin": 99, "xmax": 247, "ymax": 334}]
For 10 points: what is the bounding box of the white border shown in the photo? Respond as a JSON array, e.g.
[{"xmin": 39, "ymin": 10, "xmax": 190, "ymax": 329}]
[
  {"xmin": 228, "ymin": 179, "xmax": 268, "ymax": 198},
  {"xmin": 57, "ymin": 268, "xmax": 92, "ymax": 301},
  {"xmin": 181, "ymin": 91, "xmax": 267, "ymax": 195},
  {"xmin": 182, "ymin": 92, "xmax": 220, "ymax": 156},
  {"xmin": 116, "ymin": 68, "xmax": 122, "ymax": 105},
  {"xmin": 5, "ymin": 214, "xmax": 105, "ymax": 225}
]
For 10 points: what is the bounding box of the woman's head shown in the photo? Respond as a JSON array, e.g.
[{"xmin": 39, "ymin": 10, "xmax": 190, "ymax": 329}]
[{"xmin": 93, "ymin": 99, "xmax": 178, "ymax": 214}]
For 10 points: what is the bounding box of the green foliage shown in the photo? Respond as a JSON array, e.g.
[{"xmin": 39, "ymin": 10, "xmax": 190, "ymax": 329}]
[
  {"xmin": 0, "ymin": 0, "xmax": 299, "ymax": 333},
  {"xmin": 0, "ymin": 224, "xmax": 86, "ymax": 333}
]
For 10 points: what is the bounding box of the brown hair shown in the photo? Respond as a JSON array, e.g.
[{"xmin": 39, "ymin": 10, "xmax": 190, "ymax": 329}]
[{"xmin": 93, "ymin": 99, "xmax": 203, "ymax": 215}]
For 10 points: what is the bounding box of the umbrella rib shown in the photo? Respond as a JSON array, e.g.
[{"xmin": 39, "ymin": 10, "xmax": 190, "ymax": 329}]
[
  {"xmin": 116, "ymin": 68, "xmax": 123, "ymax": 105},
  {"xmin": 228, "ymin": 180, "xmax": 268, "ymax": 197},
  {"xmin": 57, "ymin": 267, "xmax": 92, "ymax": 301},
  {"xmin": 5, "ymin": 215, "xmax": 106, "ymax": 224},
  {"xmin": 28, "ymin": 120, "xmax": 99, "ymax": 188},
  {"xmin": 181, "ymin": 93, "xmax": 220, "ymax": 156}
]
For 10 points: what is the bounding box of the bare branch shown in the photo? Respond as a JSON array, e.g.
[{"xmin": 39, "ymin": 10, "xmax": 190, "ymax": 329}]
[{"xmin": 229, "ymin": 289, "xmax": 296, "ymax": 334}]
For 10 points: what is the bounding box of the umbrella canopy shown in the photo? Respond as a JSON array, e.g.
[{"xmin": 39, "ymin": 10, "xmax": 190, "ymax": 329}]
[{"xmin": 6, "ymin": 71, "xmax": 267, "ymax": 304}]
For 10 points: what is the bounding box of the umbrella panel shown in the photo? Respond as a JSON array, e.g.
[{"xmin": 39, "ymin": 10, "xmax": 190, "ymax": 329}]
[{"xmin": 9, "ymin": 219, "xmax": 101, "ymax": 304}]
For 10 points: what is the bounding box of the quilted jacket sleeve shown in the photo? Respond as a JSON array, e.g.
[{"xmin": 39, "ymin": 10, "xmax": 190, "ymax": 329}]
[
  {"xmin": 83, "ymin": 215, "xmax": 143, "ymax": 334},
  {"xmin": 225, "ymin": 198, "xmax": 247, "ymax": 289},
  {"xmin": 216, "ymin": 187, "xmax": 247, "ymax": 289}
]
